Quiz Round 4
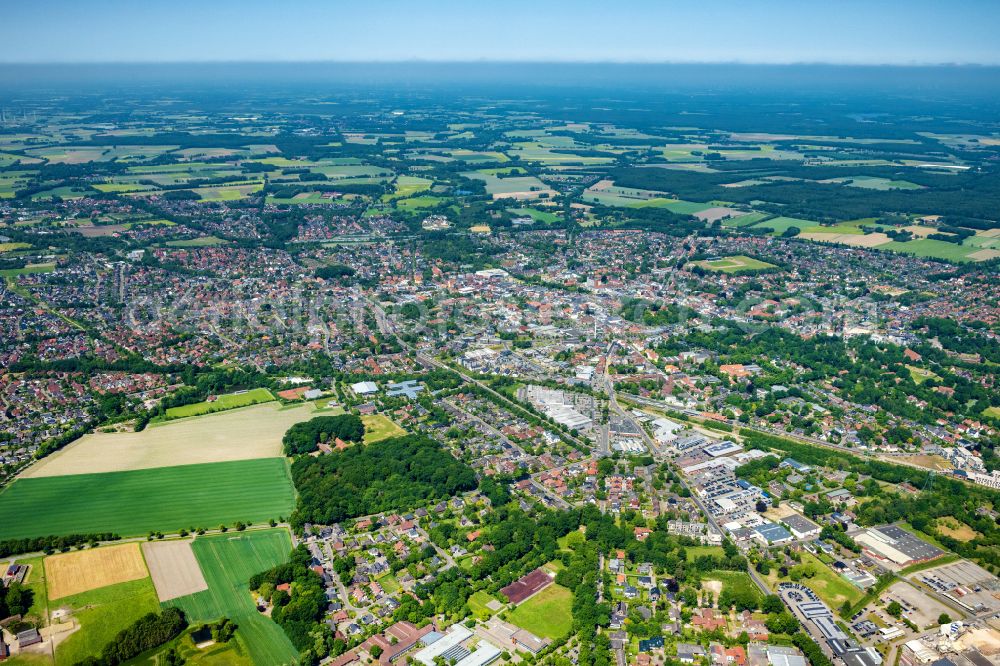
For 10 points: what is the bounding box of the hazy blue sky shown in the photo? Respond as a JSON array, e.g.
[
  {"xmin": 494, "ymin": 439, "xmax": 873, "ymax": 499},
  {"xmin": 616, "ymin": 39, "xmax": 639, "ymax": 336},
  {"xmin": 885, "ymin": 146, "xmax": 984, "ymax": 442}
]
[{"xmin": 3, "ymin": 0, "xmax": 999, "ymax": 65}]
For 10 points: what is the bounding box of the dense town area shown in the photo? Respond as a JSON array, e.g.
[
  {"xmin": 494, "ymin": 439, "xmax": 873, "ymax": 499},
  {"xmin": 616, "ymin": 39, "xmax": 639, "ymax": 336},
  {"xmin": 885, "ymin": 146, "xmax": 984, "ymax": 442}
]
[{"xmin": 0, "ymin": 80, "xmax": 998, "ymax": 666}]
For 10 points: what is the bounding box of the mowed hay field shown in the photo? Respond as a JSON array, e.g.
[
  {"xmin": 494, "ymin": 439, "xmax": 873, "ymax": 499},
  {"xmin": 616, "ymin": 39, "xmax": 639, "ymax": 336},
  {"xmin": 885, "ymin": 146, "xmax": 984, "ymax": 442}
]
[
  {"xmin": 167, "ymin": 529, "xmax": 298, "ymax": 666},
  {"xmin": 142, "ymin": 540, "xmax": 209, "ymax": 602},
  {"xmin": 361, "ymin": 414, "xmax": 407, "ymax": 443},
  {"xmin": 46, "ymin": 543, "xmax": 148, "ymax": 600},
  {"xmin": 0, "ymin": 458, "xmax": 296, "ymax": 539},
  {"xmin": 23, "ymin": 401, "xmax": 314, "ymax": 478}
]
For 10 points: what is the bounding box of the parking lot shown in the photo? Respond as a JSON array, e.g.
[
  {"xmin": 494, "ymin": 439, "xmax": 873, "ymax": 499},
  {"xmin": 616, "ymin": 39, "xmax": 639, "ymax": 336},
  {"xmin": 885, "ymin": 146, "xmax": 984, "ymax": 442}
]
[
  {"xmin": 909, "ymin": 559, "xmax": 1000, "ymax": 615},
  {"xmin": 879, "ymin": 581, "xmax": 954, "ymax": 629}
]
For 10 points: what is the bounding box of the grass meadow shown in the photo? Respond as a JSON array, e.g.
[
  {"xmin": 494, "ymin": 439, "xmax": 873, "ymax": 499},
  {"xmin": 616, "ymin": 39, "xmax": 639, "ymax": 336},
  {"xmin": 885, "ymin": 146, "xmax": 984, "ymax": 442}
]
[
  {"xmin": 702, "ymin": 570, "xmax": 764, "ymax": 605},
  {"xmin": 55, "ymin": 577, "xmax": 160, "ymax": 666},
  {"xmin": 167, "ymin": 529, "xmax": 298, "ymax": 666},
  {"xmin": 361, "ymin": 414, "xmax": 408, "ymax": 443}
]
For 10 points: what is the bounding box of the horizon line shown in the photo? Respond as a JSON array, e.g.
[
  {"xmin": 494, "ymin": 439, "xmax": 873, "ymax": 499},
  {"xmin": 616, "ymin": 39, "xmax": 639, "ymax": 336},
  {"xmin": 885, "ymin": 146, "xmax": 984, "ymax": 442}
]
[{"xmin": 2, "ymin": 59, "xmax": 1000, "ymax": 68}]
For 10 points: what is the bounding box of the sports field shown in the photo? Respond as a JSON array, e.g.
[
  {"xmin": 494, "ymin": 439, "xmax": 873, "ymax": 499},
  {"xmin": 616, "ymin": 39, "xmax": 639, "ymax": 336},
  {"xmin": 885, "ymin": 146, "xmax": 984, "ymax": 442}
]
[
  {"xmin": 164, "ymin": 387, "xmax": 275, "ymax": 419},
  {"xmin": 46, "ymin": 543, "xmax": 149, "ymax": 600},
  {"xmin": 24, "ymin": 402, "xmax": 314, "ymax": 477},
  {"xmin": 55, "ymin": 577, "xmax": 160, "ymax": 666},
  {"xmin": 167, "ymin": 529, "xmax": 298, "ymax": 666},
  {"xmin": 693, "ymin": 255, "xmax": 778, "ymax": 274},
  {"xmin": 506, "ymin": 583, "xmax": 573, "ymax": 639},
  {"xmin": 361, "ymin": 414, "xmax": 408, "ymax": 443},
  {"xmin": 0, "ymin": 458, "xmax": 295, "ymax": 539}
]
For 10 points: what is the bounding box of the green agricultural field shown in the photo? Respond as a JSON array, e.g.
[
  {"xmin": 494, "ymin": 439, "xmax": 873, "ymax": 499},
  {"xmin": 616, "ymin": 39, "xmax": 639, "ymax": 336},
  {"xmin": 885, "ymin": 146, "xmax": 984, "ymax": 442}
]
[
  {"xmin": 693, "ymin": 255, "xmax": 778, "ymax": 274},
  {"xmin": 123, "ymin": 218, "xmax": 176, "ymax": 229},
  {"xmin": 449, "ymin": 149, "xmax": 509, "ymax": 163},
  {"xmin": 362, "ymin": 414, "xmax": 407, "ymax": 443},
  {"xmin": 0, "ymin": 263, "xmax": 55, "ymax": 277},
  {"xmin": 509, "ymin": 207, "xmax": 561, "ymax": 224},
  {"xmin": 385, "ymin": 175, "xmax": 433, "ymax": 200},
  {"xmin": 820, "ymin": 176, "xmax": 922, "ymax": 190},
  {"xmin": 581, "ymin": 186, "xmax": 661, "ymax": 207},
  {"xmin": 464, "ymin": 171, "xmax": 554, "ymax": 197},
  {"xmin": 55, "ymin": 578, "xmax": 160, "ymax": 666},
  {"xmin": 479, "ymin": 166, "xmax": 528, "ymax": 176},
  {"xmin": 128, "ymin": 162, "xmax": 214, "ymax": 174},
  {"xmin": 799, "ymin": 219, "xmax": 870, "ymax": 235},
  {"xmin": 91, "ymin": 182, "xmax": 155, "ymax": 193},
  {"xmin": 631, "ymin": 197, "xmax": 713, "ymax": 214},
  {"xmin": 0, "ymin": 458, "xmax": 295, "ymax": 539},
  {"xmin": 165, "ymin": 236, "xmax": 227, "ymax": 248},
  {"xmin": 962, "ymin": 234, "xmax": 1000, "ymax": 249},
  {"xmin": 983, "ymin": 407, "xmax": 1000, "ymax": 419},
  {"xmin": 879, "ymin": 239, "xmax": 977, "ymax": 262},
  {"xmin": 395, "ymin": 195, "xmax": 444, "ymax": 211},
  {"xmin": 0, "ymin": 152, "xmax": 26, "ymax": 167},
  {"xmin": 507, "ymin": 584, "xmax": 574, "ymax": 639},
  {"xmin": 722, "ymin": 212, "xmax": 771, "ymax": 228},
  {"xmin": 312, "ymin": 164, "xmax": 392, "ymax": 179},
  {"xmin": 0, "ymin": 170, "xmax": 33, "ymax": 198},
  {"xmin": 31, "ymin": 185, "xmax": 92, "ymax": 200},
  {"xmin": 164, "ymin": 388, "xmax": 275, "ymax": 420},
  {"xmin": 196, "ymin": 184, "xmax": 264, "ymax": 202},
  {"xmin": 0, "ymin": 242, "xmax": 32, "ymax": 252},
  {"xmin": 509, "ymin": 141, "xmax": 613, "ymax": 165},
  {"xmin": 267, "ymin": 191, "xmax": 346, "ymax": 205},
  {"xmin": 751, "ymin": 216, "xmax": 816, "ymax": 235},
  {"xmin": 167, "ymin": 529, "xmax": 298, "ymax": 666},
  {"xmin": 252, "ymin": 156, "xmax": 323, "ymax": 168}
]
